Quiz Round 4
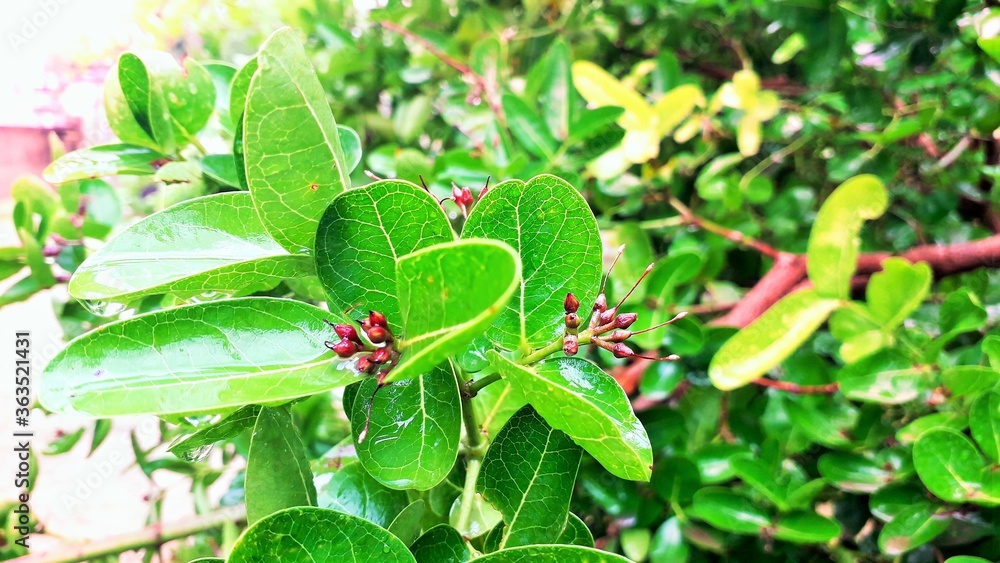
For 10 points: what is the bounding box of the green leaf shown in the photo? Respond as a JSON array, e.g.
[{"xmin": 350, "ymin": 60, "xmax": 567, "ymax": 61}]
[
  {"xmin": 649, "ymin": 517, "xmax": 689, "ymax": 563},
  {"xmin": 117, "ymin": 53, "xmax": 175, "ymax": 150},
  {"xmin": 245, "ymin": 406, "xmax": 317, "ymax": 524},
  {"xmin": 227, "ymin": 507, "xmax": 412, "ymax": 562},
  {"xmin": 168, "ymin": 405, "xmax": 261, "ymax": 456},
  {"xmin": 558, "ymin": 514, "xmax": 594, "ymax": 547},
  {"xmin": 338, "ymin": 125, "xmax": 363, "ymax": 174},
  {"xmin": 940, "ymin": 290, "xmax": 987, "ymax": 335},
  {"xmin": 463, "ymin": 175, "xmax": 601, "ymax": 351},
  {"xmin": 772, "ymin": 512, "xmax": 841, "ymax": 544},
  {"xmin": 837, "ymin": 351, "xmax": 933, "ymax": 404},
  {"xmin": 350, "ymin": 363, "xmax": 461, "ymax": 490},
  {"xmin": 877, "ymin": 503, "xmax": 951, "ymax": 556},
  {"xmin": 569, "ymin": 107, "xmax": 625, "ymax": 142},
  {"xmin": 69, "ymin": 192, "xmax": 312, "ymax": 306},
  {"xmin": 708, "ymin": 289, "xmax": 840, "ymax": 390},
  {"xmin": 386, "ymin": 239, "xmax": 520, "ymax": 384},
  {"xmin": 479, "ymin": 405, "xmax": 582, "ymax": 549},
  {"xmin": 806, "ymin": 175, "xmax": 888, "ymax": 299},
  {"xmin": 387, "ymin": 500, "xmax": 426, "ymax": 546},
  {"xmin": 411, "ymin": 524, "xmax": 471, "ymax": 563},
  {"xmin": 503, "ymin": 93, "xmax": 559, "ymax": 159},
  {"xmin": 475, "ymin": 545, "xmax": 631, "ymax": 562},
  {"xmin": 243, "ymin": 27, "xmax": 350, "ymax": 253},
  {"xmin": 896, "ymin": 412, "xmax": 968, "ymax": 445},
  {"xmin": 818, "ymin": 452, "xmax": 893, "ymax": 493},
  {"xmin": 785, "ymin": 398, "xmax": 858, "ymax": 448},
  {"xmin": 43, "ymin": 427, "xmax": 84, "ymax": 455},
  {"xmin": 730, "ymin": 454, "xmax": 788, "ymax": 510},
  {"xmin": 230, "ymin": 56, "xmax": 259, "ymax": 125},
  {"xmin": 865, "ymin": 258, "xmax": 931, "ymax": 330},
  {"xmin": 650, "ymin": 456, "xmax": 701, "ymax": 505},
  {"xmin": 488, "ymin": 353, "xmax": 652, "ymax": 481},
  {"xmin": 44, "ymin": 144, "xmax": 168, "ymax": 184},
  {"xmin": 942, "ymin": 366, "xmax": 998, "ymax": 397},
  {"xmin": 314, "ymin": 180, "xmax": 455, "ymax": 332},
  {"xmin": 318, "ymin": 463, "xmax": 410, "ymax": 528},
  {"xmin": 200, "ymin": 154, "xmax": 241, "ymax": 188},
  {"xmin": 40, "ymin": 298, "xmax": 358, "ymax": 416},
  {"xmin": 690, "ymin": 488, "xmax": 770, "ymax": 535},
  {"xmin": 970, "ymin": 390, "xmax": 1000, "ymax": 463},
  {"xmin": 913, "ymin": 428, "xmax": 985, "ymax": 503},
  {"xmin": 536, "ymin": 40, "xmax": 572, "ymax": 140}
]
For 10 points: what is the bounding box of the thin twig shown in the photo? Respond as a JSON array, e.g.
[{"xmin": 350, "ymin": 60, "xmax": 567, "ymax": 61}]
[
  {"xmin": 752, "ymin": 378, "xmax": 839, "ymax": 394},
  {"xmin": 668, "ymin": 194, "xmax": 781, "ymax": 259}
]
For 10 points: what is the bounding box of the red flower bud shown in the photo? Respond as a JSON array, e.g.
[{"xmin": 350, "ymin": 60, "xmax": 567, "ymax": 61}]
[
  {"xmin": 611, "ymin": 343, "xmax": 634, "ymax": 359},
  {"xmin": 334, "ymin": 323, "xmax": 360, "ymax": 342},
  {"xmin": 565, "ymin": 312, "xmax": 581, "ymax": 330},
  {"xmin": 564, "ymin": 293, "xmax": 580, "ymax": 314},
  {"xmin": 563, "ymin": 334, "xmax": 579, "ymax": 356},
  {"xmin": 599, "ymin": 308, "xmax": 617, "ymax": 325},
  {"xmin": 367, "ymin": 325, "xmax": 390, "ymax": 344},
  {"xmin": 356, "ymin": 355, "xmax": 376, "ymax": 374},
  {"xmin": 458, "ymin": 187, "xmax": 474, "ymax": 207},
  {"xmin": 368, "ymin": 310, "xmax": 388, "ymax": 328},
  {"xmin": 615, "ymin": 313, "xmax": 638, "ymax": 328},
  {"xmin": 331, "ymin": 338, "xmax": 358, "ymax": 358},
  {"xmin": 593, "ymin": 293, "xmax": 607, "ymax": 312},
  {"xmin": 372, "ymin": 346, "xmax": 392, "ymax": 364}
]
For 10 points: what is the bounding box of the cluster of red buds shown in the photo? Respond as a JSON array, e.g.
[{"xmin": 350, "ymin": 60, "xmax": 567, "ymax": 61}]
[
  {"xmin": 563, "ymin": 245, "xmax": 685, "ymax": 362},
  {"xmin": 324, "ymin": 310, "xmax": 400, "ymax": 384}
]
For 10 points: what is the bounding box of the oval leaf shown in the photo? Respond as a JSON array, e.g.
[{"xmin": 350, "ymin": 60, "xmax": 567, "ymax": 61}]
[
  {"xmin": 476, "ymin": 545, "xmax": 631, "ymax": 562},
  {"xmin": 970, "ymin": 390, "xmax": 1000, "ymax": 463},
  {"xmin": 488, "ymin": 353, "xmax": 652, "ymax": 481},
  {"xmin": 772, "ymin": 512, "xmax": 841, "ymax": 544},
  {"xmin": 350, "ymin": 363, "xmax": 462, "ymax": 490},
  {"xmin": 69, "ymin": 192, "xmax": 311, "ymax": 304},
  {"xmin": 690, "ymin": 488, "xmax": 770, "ymax": 535},
  {"xmin": 227, "ymin": 507, "xmax": 412, "ymax": 562},
  {"xmin": 386, "ymin": 239, "xmax": 520, "ymax": 383},
  {"xmin": 315, "ymin": 179, "xmax": 455, "ymax": 332},
  {"xmin": 877, "ymin": 503, "xmax": 951, "ymax": 556},
  {"xmin": 478, "ymin": 405, "xmax": 583, "ymax": 549},
  {"xmin": 245, "ymin": 406, "xmax": 317, "ymax": 524},
  {"xmin": 914, "ymin": 428, "xmax": 985, "ymax": 503},
  {"xmin": 807, "ymin": 175, "xmax": 889, "ymax": 299},
  {"xmin": 318, "ymin": 463, "xmax": 410, "ymax": 528},
  {"xmin": 463, "ymin": 175, "xmax": 601, "ymax": 351},
  {"xmin": 40, "ymin": 298, "xmax": 359, "ymax": 416},
  {"xmin": 44, "ymin": 144, "xmax": 168, "ymax": 184},
  {"xmin": 411, "ymin": 524, "xmax": 471, "ymax": 563},
  {"xmin": 244, "ymin": 27, "xmax": 350, "ymax": 253},
  {"xmin": 709, "ymin": 289, "xmax": 839, "ymax": 390}
]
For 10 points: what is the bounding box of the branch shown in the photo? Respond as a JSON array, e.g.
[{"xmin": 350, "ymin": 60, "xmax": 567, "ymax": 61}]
[
  {"xmin": 752, "ymin": 378, "xmax": 839, "ymax": 394},
  {"xmin": 856, "ymin": 234, "xmax": 1000, "ymax": 276},
  {"xmin": 13, "ymin": 506, "xmax": 245, "ymax": 563},
  {"xmin": 668, "ymin": 195, "xmax": 781, "ymax": 259},
  {"xmin": 711, "ymin": 252, "xmax": 806, "ymax": 328}
]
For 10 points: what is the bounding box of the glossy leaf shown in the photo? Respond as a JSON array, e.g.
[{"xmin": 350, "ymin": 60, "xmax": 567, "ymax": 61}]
[
  {"xmin": 837, "ymin": 350, "xmax": 933, "ymax": 404},
  {"xmin": 386, "ymin": 239, "xmax": 520, "ymax": 383},
  {"xmin": 807, "ymin": 175, "xmax": 889, "ymax": 299},
  {"xmin": 489, "ymin": 353, "xmax": 652, "ymax": 481},
  {"xmin": 230, "ymin": 56, "xmax": 259, "ymax": 125},
  {"xmin": 168, "ymin": 404, "xmax": 261, "ymax": 456},
  {"xmin": 44, "ymin": 145, "xmax": 168, "ymax": 184},
  {"xmin": 818, "ymin": 452, "xmax": 893, "ymax": 493},
  {"xmin": 39, "ymin": 298, "xmax": 358, "ymax": 416},
  {"xmin": 387, "ymin": 500, "xmax": 426, "ymax": 546},
  {"xmin": 463, "ymin": 175, "xmax": 601, "ymax": 350},
  {"xmin": 709, "ymin": 289, "xmax": 839, "ymax": 390},
  {"xmin": 245, "ymin": 406, "xmax": 316, "ymax": 524},
  {"xmin": 690, "ymin": 488, "xmax": 770, "ymax": 535},
  {"xmin": 200, "ymin": 154, "xmax": 241, "ymax": 188},
  {"xmin": 243, "ymin": 27, "xmax": 350, "ymax": 253},
  {"xmin": 649, "ymin": 517, "xmax": 689, "ymax": 563},
  {"xmin": 478, "ymin": 405, "xmax": 582, "ymax": 549},
  {"xmin": 350, "ymin": 363, "xmax": 461, "ymax": 490},
  {"xmin": 69, "ymin": 192, "xmax": 312, "ymax": 305},
  {"xmin": 772, "ymin": 512, "xmax": 841, "ymax": 544},
  {"xmin": 970, "ymin": 390, "xmax": 1000, "ymax": 463},
  {"xmin": 730, "ymin": 454, "xmax": 787, "ymax": 509},
  {"xmin": 942, "ymin": 366, "xmax": 999, "ymax": 397},
  {"xmin": 319, "ymin": 463, "xmax": 409, "ymax": 528},
  {"xmin": 476, "ymin": 545, "xmax": 631, "ymax": 562},
  {"xmin": 877, "ymin": 503, "xmax": 950, "ymax": 556},
  {"xmin": 866, "ymin": 258, "xmax": 931, "ymax": 330},
  {"xmin": 410, "ymin": 524, "xmax": 471, "ymax": 563},
  {"xmin": 315, "ymin": 179, "xmax": 455, "ymax": 331},
  {"xmin": 913, "ymin": 428, "xmax": 984, "ymax": 503},
  {"xmin": 558, "ymin": 514, "xmax": 594, "ymax": 547},
  {"xmin": 227, "ymin": 507, "xmax": 412, "ymax": 562},
  {"xmin": 503, "ymin": 93, "xmax": 559, "ymax": 159}
]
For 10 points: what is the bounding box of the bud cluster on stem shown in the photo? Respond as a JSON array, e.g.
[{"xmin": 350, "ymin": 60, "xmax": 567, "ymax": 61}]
[{"xmin": 324, "ymin": 310, "xmax": 400, "ymax": 385}]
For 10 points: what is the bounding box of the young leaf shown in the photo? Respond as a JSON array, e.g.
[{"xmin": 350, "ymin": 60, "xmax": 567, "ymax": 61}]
[
  {"xmin": 69, "ymin": 192, "xmax": 312, "ymax": 305},
  {"xmin": 411, "ymin": 524, "xmax": 471, "ymax": 563},
  {"xmin": 536, "ymin": 40, "xmax": 572, "ymax": 140},
  {"xmin": 571, "ymin": 61, "xmax": 653, "ymax": 131},
  {"xmin": 463, "ymin": 175, "xmax": 601, "ymax": 351},
  {"xmin": 243, "ymin": 27, "xmax": 350, "ymax": 253},
  {"xmin": 386, "ymin": 239, "xmax": 520, "ymax": 383},
  {"xmin": 475, "ymin": 545, "xmax": 631, "ymax": 562},
  {"xmin": 488, "ymin": 353, "xmax": 653, "ymax": 481},
  {"xmin": 349, "ymin": 363, "xmax": 461, "ymax": 490},
  {"xmin": 478, "ymin": 405, "xmax": 583, "ymax": 549},
  {"xmin": 503, "ymin": 93, "xmax": 559, "ymax": 159},
  {"xmin": 245, "ymin": 406, "xmax": 317, "ymax": 524},
  {"xmin": 44, "ymin": 145, "xmax": 169, "ymax": 184},
  {"xmin": 913, "ymin": 428, "xmax": 985, "ymax": 503},
  {"xmin": 877, "ymin": 503, "xmax": 951, "ymax": 556},
  {"xmin": 970, "ymin": 390, "xmax": 1000, "ymax": 463},
  {"xmin": 314, "ymin": 180, "xmax": 455, "ymax": 332},
  {"xmin": 690, "ymin": 488, "xmax": 770, "ymax": 535},
  {"xmin": 227, "ymin": 507, "xmax": 412, "ymax": 562},
  {"xmin": 318, "ymin": 463, "xmax": 409, "ymax": 528},
  {"xmin": 168, "ymin": 405, "xmax": 261, "ymax": 456},
  {"xmin": 40, "ymin": 298, "xmax": 358, "ymax": 416},
  {"xmin": 807, "ymin": 175, "xmax": 889, "ymax": 299},
  {"xmin": 865, "ymin": 258, "xmax": 932, "ymax": 330},
  {"xmin": 708, "ymin": 289, "xmax": 840, "ymax": 390}
]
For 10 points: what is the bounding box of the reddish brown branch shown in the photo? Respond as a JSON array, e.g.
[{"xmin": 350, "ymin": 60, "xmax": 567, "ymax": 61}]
[
  {"xmin": 856, "ymin": 234, "xmax": 1000, "ymax": 276},
  {"xmin": 753, "ymin": 378, "xmax": 839, "ymax": 394}
]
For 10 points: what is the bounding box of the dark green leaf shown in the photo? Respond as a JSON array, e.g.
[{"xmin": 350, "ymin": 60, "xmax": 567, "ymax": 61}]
[
  {"xmin": 877, "ymin": 503, "xmax": 950, "ymax": 556},
  {"xmin": 772, "ymin": 512, "xmax": 841, "ymax": 544},
  {"xmin": 913, "ymin": 428, "xmax": 985, "ymax": 503},
  {"xmin": 387, "ymin": 500, "xmax": 426, "ymax": 546},
  {"xmin": 690, "ymin": 487, "xmax": 770, "ymax": 535},
  {"xmin": 245, "ymin": 406, "xmax": 317, "ymax": 524},
  {"xmin": 503, "ymin": 93, "xmax": 559, "ymax": 159},
  {"xmin": 411, "ymin": 524, "xmax": 471, "ymax": 563},
  {"xmin": 970, "ymin": 390, "xmax": 1000, "ymax": 463},
  {"xmin": 318, "ymin": 463, "xmax": 409, "ymax": 528}
]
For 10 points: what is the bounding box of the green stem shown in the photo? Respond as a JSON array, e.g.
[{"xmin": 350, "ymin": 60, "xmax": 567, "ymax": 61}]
[
  {"xmin": 517, "ymin": 331, "xmax": 593, "ymax": 366},
  {"xmin": 466, "ymin": 372, "xmax": 503, "ymax": 397},
  {"xmin": 454, "ymin": 457, "xmax": 483, "ymax": 533},
  {"xmin": 455, "ymin": 364, "xmax": 486, "ymax": 533}
]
